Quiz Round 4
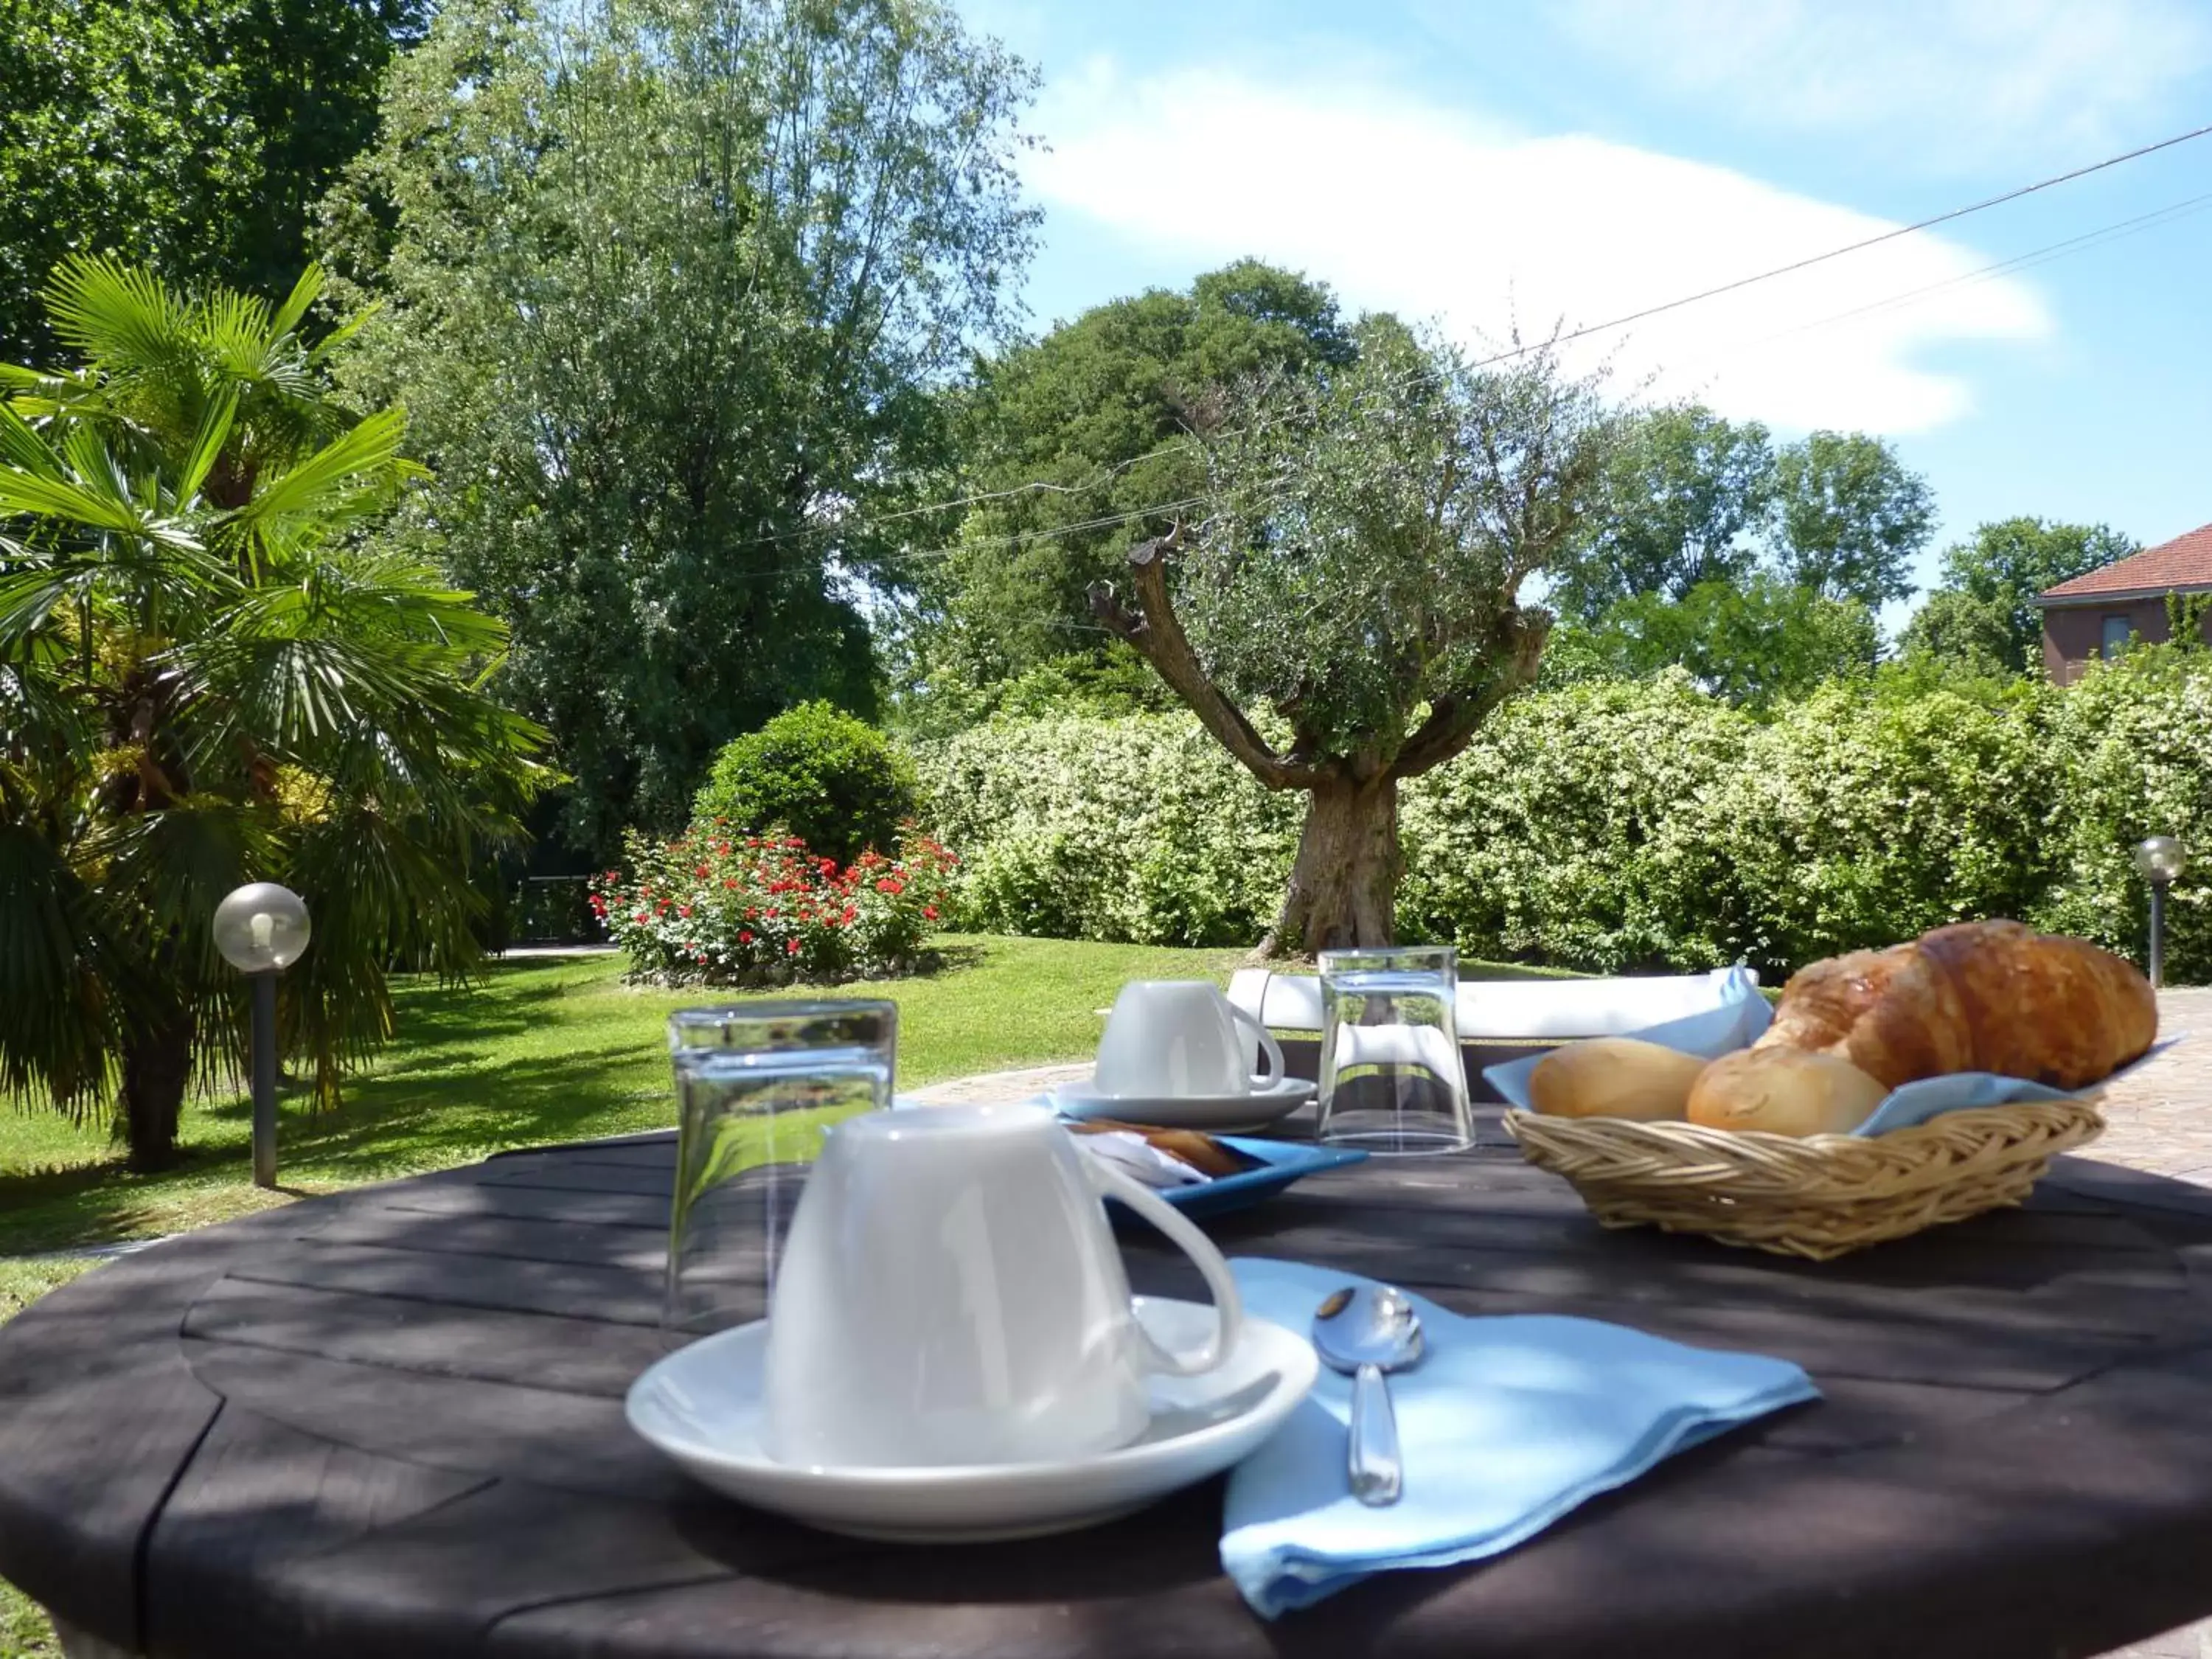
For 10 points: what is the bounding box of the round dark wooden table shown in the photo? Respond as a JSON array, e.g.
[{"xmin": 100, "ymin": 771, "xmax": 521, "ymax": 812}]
[{"xmin": 10, "ymin": 1130, "xmax": 2212, "ymax": 1659}]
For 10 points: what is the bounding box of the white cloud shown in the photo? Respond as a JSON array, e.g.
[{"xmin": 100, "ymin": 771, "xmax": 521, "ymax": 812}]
[
  {"xmin": 1550, "ymin": 0, "xmax": 2212, "ymax": 170},
  {"xmin": 1029, "ymin": 63, "xmax": 2051, "ymax": 434}
]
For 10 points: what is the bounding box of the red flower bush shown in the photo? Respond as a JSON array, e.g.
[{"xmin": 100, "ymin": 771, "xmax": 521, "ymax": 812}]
[{"xmin": 593, "ymin": 827, "xmax": 958, "ymax": 984}]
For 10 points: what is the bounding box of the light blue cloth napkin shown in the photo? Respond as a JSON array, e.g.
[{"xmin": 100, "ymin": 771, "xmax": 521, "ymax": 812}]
[
  {"xmin": 1219, "ymin": 1258, "xmax": 1819, "ymax": 1617},
  {"xmin": 1482, "ymin": 970, "xmax": 2174, "ymax": 1136}
]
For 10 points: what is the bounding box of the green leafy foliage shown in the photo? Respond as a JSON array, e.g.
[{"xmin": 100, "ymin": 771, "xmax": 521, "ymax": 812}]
[
  {"xmin": 1172, "ymin": 327, "xmax": 1618, "ymax": 765},
  {"xmin": 0, "ymin": 0, "xmax": 425, "ymax": 364},
  {"xmin": 913, "ymin": 260, "xmax": 1359, "ymax": 689},
  {"xmin": 1548, "ymin": 574, "xmax": 1877, "ymax": 705},
  {"xmin": 321, "ymin": 0, "xmax": 1038, "ymax": 852},
  {"xmin": 1552, "ymin": 403, "xmax": 1774, "ymax": 621},
  {"xmin": 1767, "ymin": 430, "xmax": 1933, "ymax": 607},
  {"xmin": 1901, "ymin": 517, "xmax": 2138, "ymax": 674},
  {"xmin": 0, "ymin": 258, "xmax": 547, "ymax": 1166},
  {"xmin": 692, "ymin": 703, "xmax": 918, "ymax": 867}
]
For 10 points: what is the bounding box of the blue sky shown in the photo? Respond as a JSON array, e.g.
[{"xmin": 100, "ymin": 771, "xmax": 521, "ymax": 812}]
[{"xmin": 956, "ymin": 0, "xmax": 2212, "ymax": 608}]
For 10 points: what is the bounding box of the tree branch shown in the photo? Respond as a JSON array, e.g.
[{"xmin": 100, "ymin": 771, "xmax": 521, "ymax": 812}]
[
  {"xmin": 1088, "ymin": 532, "xmax": 1327, "ymax": 791},
  {"xmin": 1390, "ymin": 605, "xmax": 1551, "ymax": 779}
]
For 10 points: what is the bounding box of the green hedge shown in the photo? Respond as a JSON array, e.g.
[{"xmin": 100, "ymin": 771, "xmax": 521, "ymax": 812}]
[
  {"xmin": 922, "ymin": 714, "xmax": 1299, "ymax": 946},
  {"xmin": 914, "ymin": 652, "xmax": 2212, "ymax": 981}
]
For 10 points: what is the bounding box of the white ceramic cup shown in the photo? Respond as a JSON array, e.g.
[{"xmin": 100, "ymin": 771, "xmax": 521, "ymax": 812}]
[
  {"xmin": 1093, "ymin": 980, "xmax": 1285, "ymax": 1099},
  {"xmin": 760, "ymin": 1102, "xmax": 1245, "ymax": 1469}
]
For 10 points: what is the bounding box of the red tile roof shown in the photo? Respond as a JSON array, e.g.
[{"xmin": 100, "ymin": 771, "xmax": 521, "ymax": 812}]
[{"xmin": 2040, "ymin": 521, "xmax": 2212, "ymax": 603}]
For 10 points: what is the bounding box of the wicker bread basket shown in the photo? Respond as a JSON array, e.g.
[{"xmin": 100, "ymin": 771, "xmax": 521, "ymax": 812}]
[{"xmin": 1502, "ymin": 1096, "xmax": 2107, "ymax": 1261}]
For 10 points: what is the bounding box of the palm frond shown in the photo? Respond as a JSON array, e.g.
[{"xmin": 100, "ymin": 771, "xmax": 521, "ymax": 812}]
[
  {"xmin": 42, "ymin": 257, "xmax": 193, "ymax": 380},
  {"xmin": 0, "ymin": 818, "xmax": 129, "ymax": 1120},
  {"xmin": 175, "ymin": 385, "xmax": 240, "ymax": 504},
  {"xmin": 0, "ymin": 401, "xmax": 62, "ymax": 479},
  {"xmin": 0, "ymin": 463, "xmax": 203, "ymax": 550},
  {"xmin": 267, "ymin": 265, "xmax": 327, "ymax": 342}
]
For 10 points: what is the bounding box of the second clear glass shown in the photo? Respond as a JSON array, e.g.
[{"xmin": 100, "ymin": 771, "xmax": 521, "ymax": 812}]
[
  {"xmin": 665, "ymin": 999, "xmax": 896, "ymax": 1335},
  {"xmin": 1315, "ymin": 945, "xmax": 1472, "ymax": 1155}
]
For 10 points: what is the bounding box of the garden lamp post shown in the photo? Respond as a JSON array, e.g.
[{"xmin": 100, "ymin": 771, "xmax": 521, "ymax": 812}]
[
  {"xmin": 213, "ymin": 883, "xmax": 311, "ymax": 1188},
  {"xmin": 2133, "ymin": 837, "xmax": 2187, "ymax": 990}
]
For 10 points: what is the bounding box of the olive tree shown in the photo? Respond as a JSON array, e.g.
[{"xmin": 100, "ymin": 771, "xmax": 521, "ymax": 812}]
[{"xmin": 1091, "ymin": 333, "xmax": 1621, "ymax": 956}]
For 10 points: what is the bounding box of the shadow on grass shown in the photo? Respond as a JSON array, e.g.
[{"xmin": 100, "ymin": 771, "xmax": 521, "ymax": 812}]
[{"xmin": 0, "ymin": 960, "xmax": 664, "ymax": 1254}]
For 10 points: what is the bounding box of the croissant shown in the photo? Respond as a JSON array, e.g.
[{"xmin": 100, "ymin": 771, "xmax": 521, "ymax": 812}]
[{"xmin": 1754, "ymin": 919, "xmax": 2156, "ymax": 1091}]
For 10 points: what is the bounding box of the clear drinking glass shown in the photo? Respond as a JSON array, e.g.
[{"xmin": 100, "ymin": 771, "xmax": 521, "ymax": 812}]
[
  {"xmin": 1315, "ymin": 946, "xmax": 1473, "ymax": 1155},
  {"xmin": 665, "ymin": 999, "xmax": 895, "ymax": 1334}
]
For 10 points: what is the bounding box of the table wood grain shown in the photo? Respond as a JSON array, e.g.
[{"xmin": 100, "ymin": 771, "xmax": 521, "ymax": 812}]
[{"xmin": 8, "ymin": 1135, "xmax": 2212, "ymax": 1658}]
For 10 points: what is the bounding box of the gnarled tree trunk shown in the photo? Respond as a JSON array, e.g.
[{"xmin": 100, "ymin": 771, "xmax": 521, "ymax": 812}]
[{"xmin": 1259, "ymin": 774, "xmax": 1402, "ymax": 959}]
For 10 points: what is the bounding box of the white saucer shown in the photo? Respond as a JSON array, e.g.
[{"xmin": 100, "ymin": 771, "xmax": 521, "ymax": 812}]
[
  {"xmin": 625, "ymin": 1298, "xmax": 1317, "ymax": 1543},
  {"xmin": 1046, "ymin": 1074, "xmax": 1318, "ymax": 1132}
]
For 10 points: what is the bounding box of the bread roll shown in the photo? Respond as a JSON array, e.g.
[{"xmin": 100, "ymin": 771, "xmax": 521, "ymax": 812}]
[
  {"xmin": 1528, "ymin": 1037, "xmax": 1708, "ymax": 1121},
  {"xmin": 1686, "ymin": 1048, "xmax": 1889, "ymax": 1138},
  {"xmin": 1756, "ymin": 919, "xmax": 2156, "ymax": 1091}
]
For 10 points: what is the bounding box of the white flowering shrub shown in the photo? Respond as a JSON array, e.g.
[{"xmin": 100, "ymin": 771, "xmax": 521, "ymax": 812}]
[
  {"xmin": 2036, "ymin": 650, "xmax": 2212, "ymax": 980},
  {"xmin": 1398, "ymin": 673, "xmax": 1754, "ymax": 971},
  {"xmin": 1708, "ymin": 680, "xmax": 2060, "ymax": 970},
  {"xmin": 915, "ymin": 714, "xmax": 1299, "ymax": 945},
  {"xmin": 915, "ymin": 653, "xmax": 2212, "ymax": 979}
]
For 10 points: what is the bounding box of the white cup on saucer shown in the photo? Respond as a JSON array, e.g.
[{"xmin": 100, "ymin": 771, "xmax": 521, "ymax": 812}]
[
  {"xmin": 760, "ymin": 1102, "xmax": 1244, "ymax": 1469},
  {"xmin": 1093, "ymin": 981, "xmax": 1284, "ymax": 1099}
]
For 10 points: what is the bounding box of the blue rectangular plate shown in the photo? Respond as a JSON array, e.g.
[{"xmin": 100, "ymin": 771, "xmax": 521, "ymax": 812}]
[{"xmin": 1121, "ymin": 1136, "xmax": 1368, "ymax": 1220}]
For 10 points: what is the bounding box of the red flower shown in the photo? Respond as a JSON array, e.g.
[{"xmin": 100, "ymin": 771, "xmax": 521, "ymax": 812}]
[
  {"xmin": 723, "ymin": 878, "xmax": 738, "ymax": 889},
  {"xmin": 818, "ymin": 857, "xmax": 838, "ymax": 874},
  {"xmin": 695, "ymin": 863, "xmax": 710, "ymax": 878},
  {"xmin": 678, "ymin": 905, "xmax": 693, "ymax": 918},
  {"xmin": 841, "ymin": 905, "xmax": 857, "ymax": 924},
  {"xmin": 743, "ymin": 907, "xmax": 758, "ymax": 919},
  {"xmin": 786, "ymin": 938, "xmax": 801, "ymax": 956},
  {"xmin": 875, "ymin": 877, "xmax": 902, "ymax": 894},
  {"xmin": 765, "ymin": 908, "xmax": 779, "ymax": 919},
  {"xmin": 739, "ymin": 930, "xmax": 754, "ymax": 945},
  {"xmin": 922, "ymin": 905, "xmax": 939, "ymax": 921},
  {"xmin": 633, "ymin": 911, "xmax": 648, "ymax": 923}
]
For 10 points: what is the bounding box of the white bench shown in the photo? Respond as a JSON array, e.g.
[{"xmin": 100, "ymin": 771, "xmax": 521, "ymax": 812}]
[
  {"xmin": 1228, "ymin": 965, "xmax": 1756, "ymax": 1040},
  {"xmin": 1228, "ymin": 965, "xmax": 1759, "ymax": 1099}
]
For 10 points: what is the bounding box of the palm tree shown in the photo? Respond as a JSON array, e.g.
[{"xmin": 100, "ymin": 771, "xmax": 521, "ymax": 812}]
[{"xmin": 0, "ymin": 257, "xmax": 548, "ymax": 1169}]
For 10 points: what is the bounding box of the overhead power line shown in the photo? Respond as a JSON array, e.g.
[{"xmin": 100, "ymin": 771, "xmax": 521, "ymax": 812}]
[
  {"xmin": 1464, "ymin": 116, "xmax": 2212, "ymax": 369},
  {"xmin": 1737, "ymin": 186, "xmax": 2212, "ymax": 348},
  {"xmin": 709, "ymin": 117, "xmax": 2212, "ymax": 583}
]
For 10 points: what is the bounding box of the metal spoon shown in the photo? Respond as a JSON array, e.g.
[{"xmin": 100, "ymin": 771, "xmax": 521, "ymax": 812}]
[{"xmin": 1312, "ymin": 1283, "xmax": 1425, "ymax": 1506}]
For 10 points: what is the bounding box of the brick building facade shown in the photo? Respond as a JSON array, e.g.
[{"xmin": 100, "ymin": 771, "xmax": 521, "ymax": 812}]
[{"xmin": 2038, "ymin": 522, "xmax": 2212, "ymax": 685}]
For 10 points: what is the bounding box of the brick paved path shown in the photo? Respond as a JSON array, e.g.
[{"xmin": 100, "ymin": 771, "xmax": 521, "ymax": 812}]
[
  {"xmin": 2076, "ymin": 990, "xmax": 2211, "ymax": 1659},
  {"xmin": 911, "ymin": 992, "xmax": 2212, "ymax": 1658}
]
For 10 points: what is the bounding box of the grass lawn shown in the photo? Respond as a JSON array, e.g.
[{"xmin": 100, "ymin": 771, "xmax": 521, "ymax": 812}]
[{"xmin": 0, "ymin": 933, "xmax": 1571, "ymax": 1651}]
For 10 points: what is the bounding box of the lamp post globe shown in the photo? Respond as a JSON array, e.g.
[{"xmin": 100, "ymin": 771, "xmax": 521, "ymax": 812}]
[
  {"xmin": 213, "ymin": 883, "xmax": 311, "ymax": 975},
  {"xmin": 2132, "ymin": 838, "xmax": 2185, "ymax": 990},
  {"xmin": 2135, "ymin": 836, "xmax": 2188, "ymax": 885},
  {"xmin": 215, "ymin": 883, "xmax": 309, "ymax": 1188}
]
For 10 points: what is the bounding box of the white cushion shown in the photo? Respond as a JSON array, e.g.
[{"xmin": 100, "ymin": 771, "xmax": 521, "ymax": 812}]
[{"xmin": 1227, "ymin": 965, "xmax": 1757, "ymax": 1041}]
